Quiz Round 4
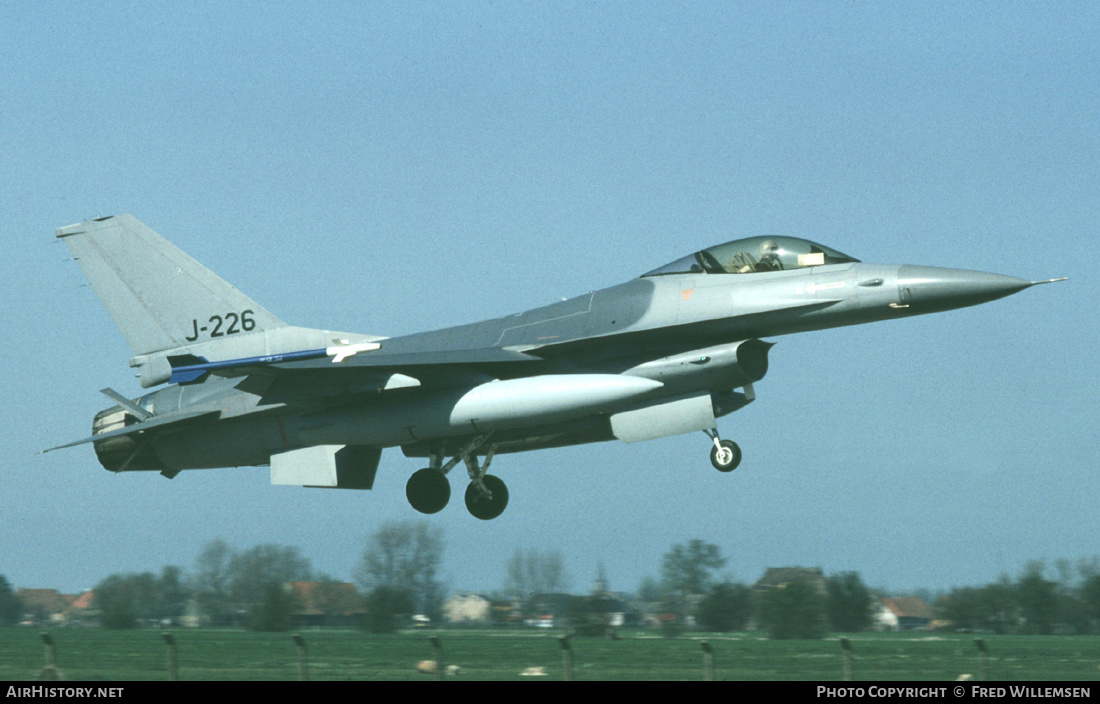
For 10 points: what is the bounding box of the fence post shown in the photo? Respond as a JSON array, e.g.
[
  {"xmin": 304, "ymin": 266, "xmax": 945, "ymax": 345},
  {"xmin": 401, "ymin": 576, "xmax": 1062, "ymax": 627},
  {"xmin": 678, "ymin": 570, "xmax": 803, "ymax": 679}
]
[
  {"xmin": 701, "ymin": 641, "xmax": 714, "ymax": 681},
  {"xmin": 162, "ymin": 632, "xmax": 178, "ymax": 681},
  {"xmin": 40, "ymin": 633, "xmax": 56, "ymax": 669},
  {"xmin": 37, "ymin": 632, "xmax": 64, "ymax": 681},
  {"xmin": 429, "ymin": 636, "xmax": 445, "ymax": 681},
  {"xmin": 840, "ymin": 637, "xmax": 854, "ymax": 681},
  {"xmin": 974, "ymin": 638, "xmax": 988, "ymax": 682},
  {"xmin": 558, "ymin": 634, "xmax": 574, "ymax": 681},
  {"xmin": 293, "ymin": 633, "xmax": 308, "ymax": 682}
]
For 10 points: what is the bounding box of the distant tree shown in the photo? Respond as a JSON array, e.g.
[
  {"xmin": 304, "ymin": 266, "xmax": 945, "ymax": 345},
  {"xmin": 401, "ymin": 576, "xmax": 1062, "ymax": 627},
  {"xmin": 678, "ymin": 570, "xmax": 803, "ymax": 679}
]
[
  {"xmin": 1057, "ymin": 591, "xmax": 1091, "ymax": 635},
  {"xmin": 1016, "ymin": 563, "xmax": 1058, "ymax": 635},
  {"xmin": 637, "ymin": 576, "xmax": 664, "ymax": 603},
  {"xmin": 937, "ymin": 588, "xmax": 974, "ymax": 631},
  {"xmin": 93, "ymin": 572, "xmax": 160, "ymax": 629},
  {"xmin": 1046, "ymin": 559, "xmax": 1092, "ymax": 634},
  {"xmin": 248, "ymin": 584, "xmax": 301, "ymax": 632},
  {"xmin": 757, "ymin": 579, "xmax": 827, "ymax": 639},
  {"xmin": 228, "ymin": 544, "xmax": 311, "ymax": 629},
  {"xmin": 660, "ymin": 540, "xmax": 726, "ymax": 598},
  {"xmin": 826, "ymin": 572, "xmax": 874, "ymax": 632},
  {"xmin": 0, "ymin": 575, "xmax": 22, "ymax": 626},
  {"xmin": 697, "ymin": 582, "xmax": 753, "ymax": 632},
  {"xmin": 939, "ymin": 581, "xmax": 1017, "ymax": 634},
  {"xmin": 363, "ymin": 585, "xmax": 414, "ymax": 633},
  {"xmin": 1077, "ymin": 557, "xmax": 1100, "ymax": 580},
  {"xmin": 355, "ymin": 521, "xmax": 444, "ymax": 620},
  {"xmin": 190, "ymin": 539, "xmax": 234, "ymax": 624},
  {"xmin": 978, "ymin": 581, "xmax": 1018, "ymax": 634},
  {"xmin": 155, "ymin": 566, "xmax": 187, "ymax": 623},
  {"xmin": 936, "ymin": 558, "xmax": 1100, "ymax": 635},
  {"xmin": 1080, "ymin": 573, "xmax": 1100, "ymax": 633},
  {"xmin": 505, "ymin": 548, "xmax": 570, "ymax": 604},
  {"xmin": 229, "ymin": 544, "xmax": 312, "ymax": 605}
]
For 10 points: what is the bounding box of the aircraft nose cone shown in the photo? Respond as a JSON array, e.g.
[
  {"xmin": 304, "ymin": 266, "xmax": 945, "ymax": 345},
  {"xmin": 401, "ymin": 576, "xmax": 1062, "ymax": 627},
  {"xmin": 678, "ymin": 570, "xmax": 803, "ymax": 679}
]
[{"xmin": 897, "ymin": 265, "xmax": 1034, "ymax": 312}]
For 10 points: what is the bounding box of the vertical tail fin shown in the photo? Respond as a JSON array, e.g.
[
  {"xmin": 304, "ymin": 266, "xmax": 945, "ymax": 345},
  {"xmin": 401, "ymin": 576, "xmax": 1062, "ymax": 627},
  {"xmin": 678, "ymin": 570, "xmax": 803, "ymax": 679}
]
[
  {"xmin": 57, "ymin": 215, "xmax": 286, "ymax": 356},
  {"xmin": 58, "ymin": 214, "xmax": 381, "ymax": 389}
]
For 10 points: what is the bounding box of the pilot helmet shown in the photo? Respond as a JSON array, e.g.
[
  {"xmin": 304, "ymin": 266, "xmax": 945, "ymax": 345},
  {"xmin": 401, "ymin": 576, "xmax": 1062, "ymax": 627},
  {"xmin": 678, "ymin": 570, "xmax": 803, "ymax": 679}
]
[{"xmin": 757, "ymin": 239, "xmax": 782, "ymax": 268}]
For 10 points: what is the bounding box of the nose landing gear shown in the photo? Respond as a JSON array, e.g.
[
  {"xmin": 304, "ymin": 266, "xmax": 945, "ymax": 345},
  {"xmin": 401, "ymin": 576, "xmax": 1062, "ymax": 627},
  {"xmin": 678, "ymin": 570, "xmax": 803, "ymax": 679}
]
[{"xmin": 704, "ymin": 429, "xmax": 741, "ymax": 472}]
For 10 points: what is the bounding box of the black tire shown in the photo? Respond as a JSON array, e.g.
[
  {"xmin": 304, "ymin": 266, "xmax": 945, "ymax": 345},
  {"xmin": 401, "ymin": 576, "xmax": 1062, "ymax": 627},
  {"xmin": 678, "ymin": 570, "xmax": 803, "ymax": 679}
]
[
  {"xmin": 464, "ymin": 475, "xmax": 509, "ymax": 520},
  {"xmin": 710, "ymin": 440, "xmax": 742, "ymax": 472},
  {"xmin": 406, "ymin": 468, "xmax": 451, "ymax": 514}
]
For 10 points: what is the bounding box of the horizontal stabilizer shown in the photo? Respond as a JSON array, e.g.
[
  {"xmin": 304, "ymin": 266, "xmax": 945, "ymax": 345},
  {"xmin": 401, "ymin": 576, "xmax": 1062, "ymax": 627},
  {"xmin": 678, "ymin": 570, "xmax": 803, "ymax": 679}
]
[
  {"xmin": 43, "ymin": 409, "xmax": 221, "ymax": 453},
  {"xmin": 99, "ymin": 388, "xmax": 152, "ymax": 420}
]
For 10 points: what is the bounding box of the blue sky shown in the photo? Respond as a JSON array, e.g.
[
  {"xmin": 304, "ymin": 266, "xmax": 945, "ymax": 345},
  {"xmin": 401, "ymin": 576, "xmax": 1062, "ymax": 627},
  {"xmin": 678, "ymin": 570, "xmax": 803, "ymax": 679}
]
[{"xmin": 3, "ymin": 2, "xmax": 1097, "ymax": 598}]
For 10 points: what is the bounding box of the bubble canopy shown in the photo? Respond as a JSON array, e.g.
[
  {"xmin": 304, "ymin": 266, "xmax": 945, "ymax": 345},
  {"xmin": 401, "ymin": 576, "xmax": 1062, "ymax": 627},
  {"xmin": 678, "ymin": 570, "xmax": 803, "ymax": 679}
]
[{"xmin": 643, "ymin": 236, "xmax": 860, "ymax": 277}]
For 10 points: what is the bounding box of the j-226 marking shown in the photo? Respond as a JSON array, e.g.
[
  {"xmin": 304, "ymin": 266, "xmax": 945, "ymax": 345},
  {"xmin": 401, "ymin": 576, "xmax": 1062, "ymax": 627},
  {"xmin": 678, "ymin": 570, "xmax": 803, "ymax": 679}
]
[{"xmin": 185, "ymin": 310, "xmax": 256, "ymax": 342}]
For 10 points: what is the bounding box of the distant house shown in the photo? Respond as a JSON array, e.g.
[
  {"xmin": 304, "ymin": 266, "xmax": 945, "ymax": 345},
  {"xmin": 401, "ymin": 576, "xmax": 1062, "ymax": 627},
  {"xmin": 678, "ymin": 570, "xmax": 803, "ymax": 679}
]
[
  {"xmin": 753, "ymin": 567, "xmax": 828, "ymax": 596},
  {"xmin": 16, "ymin": 589, "xmax": 92, "ymax": 626},
  {"xmin": 749, "ymin": 567, "xmax": 829, "ymax": 634},
  {"xmin": 69, "ymin": 590, "xmax": 94, "ymax": 614},
  {"xmin": 525, "ymin": 593, "xmax": 576, "ymax": 628},
  {"xmin": 490, "ymin": 598, "xmax": 521, "ymax": 626},
  {"xmin": 573, "ymin": 592, "xmax": 630, "ymax": 633},
  {"xmin": 443, "ymin": 593, "xmax": 491, "ymax": 624},
  {"xmin": 287, "ymin": 581, "xmax": 365, "ymax": 627},
  {"xmin": 876, "ymin": 597, "xmax": 934, "ymax": 630}
]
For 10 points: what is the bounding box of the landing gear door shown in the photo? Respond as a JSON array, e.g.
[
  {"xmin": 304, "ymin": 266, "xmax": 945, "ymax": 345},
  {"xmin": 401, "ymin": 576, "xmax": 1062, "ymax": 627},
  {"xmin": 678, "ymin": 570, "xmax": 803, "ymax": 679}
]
[{"xmin": 610, "ymin": 392, "xmax": 715, "ymax": 444}]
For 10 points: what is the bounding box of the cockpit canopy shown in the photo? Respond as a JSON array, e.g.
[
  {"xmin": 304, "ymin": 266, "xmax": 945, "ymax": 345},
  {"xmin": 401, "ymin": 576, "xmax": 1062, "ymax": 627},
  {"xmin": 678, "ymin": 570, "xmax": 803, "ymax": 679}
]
[{"xmin": 643, "ymin": 236, "xmax": 859, "ymax": 277}]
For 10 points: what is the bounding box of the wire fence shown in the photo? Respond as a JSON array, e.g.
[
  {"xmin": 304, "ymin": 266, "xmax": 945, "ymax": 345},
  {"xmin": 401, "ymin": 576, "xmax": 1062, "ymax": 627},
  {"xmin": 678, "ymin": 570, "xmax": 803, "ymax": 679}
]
[{"xmin": 21, "ymin": 629, "xmax": 1042, "ymax": 682}]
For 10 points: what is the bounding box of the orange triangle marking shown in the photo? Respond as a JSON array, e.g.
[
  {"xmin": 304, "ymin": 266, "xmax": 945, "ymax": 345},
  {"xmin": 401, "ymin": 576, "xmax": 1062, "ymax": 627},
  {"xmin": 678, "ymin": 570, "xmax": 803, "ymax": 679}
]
[{"xmin": 681, "ymin": 289, "xmax": 695, "ymax": 301}]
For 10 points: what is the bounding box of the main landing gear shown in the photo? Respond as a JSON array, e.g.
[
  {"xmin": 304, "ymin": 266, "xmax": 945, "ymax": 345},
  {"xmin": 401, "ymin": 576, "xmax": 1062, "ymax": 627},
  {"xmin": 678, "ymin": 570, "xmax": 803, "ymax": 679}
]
[
  {"xmin": 703, "ymin": 428, "xmax": 741, "ymax": 472},
  {"xmin": 406, "ymin": 434, "xmax": 509, "ymax": 520}
]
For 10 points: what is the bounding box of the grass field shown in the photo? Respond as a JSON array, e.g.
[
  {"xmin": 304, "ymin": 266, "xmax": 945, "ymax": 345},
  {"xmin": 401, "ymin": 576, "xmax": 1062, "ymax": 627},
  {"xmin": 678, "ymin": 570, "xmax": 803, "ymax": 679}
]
[{"xmin": 2, "ymin": 628, "xmax": 1098, "ymax": 681}]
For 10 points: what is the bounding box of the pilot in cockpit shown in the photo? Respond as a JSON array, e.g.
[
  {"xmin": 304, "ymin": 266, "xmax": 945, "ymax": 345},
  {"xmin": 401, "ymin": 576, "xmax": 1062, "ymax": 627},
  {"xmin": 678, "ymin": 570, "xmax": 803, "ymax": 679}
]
[{"xmin": 755, "ymin": 239, "xmax": 783, "ymax": 271}]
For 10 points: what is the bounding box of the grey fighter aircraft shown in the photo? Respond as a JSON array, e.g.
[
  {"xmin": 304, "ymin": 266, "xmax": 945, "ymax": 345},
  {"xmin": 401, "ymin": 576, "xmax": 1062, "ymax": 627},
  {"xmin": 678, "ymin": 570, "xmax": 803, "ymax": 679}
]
[{"xmin": 48, "ymin": 215, "xmax": 1064, "ymax": 520}]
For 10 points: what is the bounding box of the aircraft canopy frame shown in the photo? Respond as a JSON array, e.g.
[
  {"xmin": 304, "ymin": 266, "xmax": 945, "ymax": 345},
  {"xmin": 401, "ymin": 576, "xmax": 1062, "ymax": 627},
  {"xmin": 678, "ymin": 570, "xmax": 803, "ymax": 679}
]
[{"xmin": 643, "ymin": 236, "xmax": 860, "ymax": 277}]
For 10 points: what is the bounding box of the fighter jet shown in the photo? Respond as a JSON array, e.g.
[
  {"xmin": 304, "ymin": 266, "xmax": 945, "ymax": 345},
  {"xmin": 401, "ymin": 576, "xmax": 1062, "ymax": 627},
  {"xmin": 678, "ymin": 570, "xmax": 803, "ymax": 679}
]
[{"xmin": 48, "ymin": 215, "xmax": 1064, "ymax": 519}]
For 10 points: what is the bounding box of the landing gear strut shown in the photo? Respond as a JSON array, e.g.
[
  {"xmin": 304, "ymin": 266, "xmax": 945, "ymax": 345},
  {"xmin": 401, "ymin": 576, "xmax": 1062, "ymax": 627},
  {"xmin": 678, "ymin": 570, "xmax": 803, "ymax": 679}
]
[
  {"xmin": 405, "ymin": 434, "xmax": 510, "ymax": 520},
  {"xmin": 704, "ymin": 429, "xmax": 741, "ymax": 472}
]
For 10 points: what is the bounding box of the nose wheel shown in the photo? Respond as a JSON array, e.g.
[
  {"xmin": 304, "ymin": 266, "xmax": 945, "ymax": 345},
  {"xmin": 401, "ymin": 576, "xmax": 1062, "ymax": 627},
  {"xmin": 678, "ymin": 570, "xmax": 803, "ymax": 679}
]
[{"xmin": 704, "ymin": 429, "xmax": 742, "ymax": 472}]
